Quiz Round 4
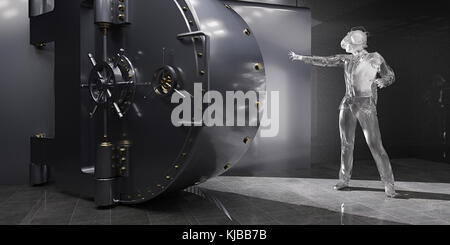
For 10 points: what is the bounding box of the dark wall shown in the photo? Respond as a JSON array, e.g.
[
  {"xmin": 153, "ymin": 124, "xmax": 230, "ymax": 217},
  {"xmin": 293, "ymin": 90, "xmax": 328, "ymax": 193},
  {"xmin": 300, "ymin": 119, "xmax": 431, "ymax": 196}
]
[
  {"xmin": 0, "ymin": 0, "xmax": 55, "ymax": 185},
  {"xmin": 306, "ymin": 0, "xmax": 450, "ymax": 164}
]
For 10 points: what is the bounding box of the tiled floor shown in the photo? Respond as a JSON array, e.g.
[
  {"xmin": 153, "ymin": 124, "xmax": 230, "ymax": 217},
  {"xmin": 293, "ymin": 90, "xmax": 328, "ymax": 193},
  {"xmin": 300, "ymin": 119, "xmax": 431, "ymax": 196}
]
[{"xmin": 0, "ymin": 158, "xmax": 449, "ymax": 225}]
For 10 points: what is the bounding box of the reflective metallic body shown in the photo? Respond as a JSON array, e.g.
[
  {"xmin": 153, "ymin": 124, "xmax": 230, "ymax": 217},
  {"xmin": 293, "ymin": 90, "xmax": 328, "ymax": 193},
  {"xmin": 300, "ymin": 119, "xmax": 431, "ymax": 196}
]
[
  {"xmin": 300, "ymin": 50, "xmax": 395, "ymax": 109},
  {"xmin": 290, "ymin": 29, "xmax": 398, "ymax": 197}
]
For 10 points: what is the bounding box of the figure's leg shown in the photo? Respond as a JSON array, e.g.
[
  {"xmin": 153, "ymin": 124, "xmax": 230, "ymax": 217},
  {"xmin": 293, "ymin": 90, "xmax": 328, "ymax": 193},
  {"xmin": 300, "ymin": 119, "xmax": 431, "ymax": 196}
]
[
  {"xmin": 335, "ymin": 108, "xmax": 357, "ymax": 190},
  {"xmin": 356, "ymin": 109, "xmax": 398, "ymax": 197}
]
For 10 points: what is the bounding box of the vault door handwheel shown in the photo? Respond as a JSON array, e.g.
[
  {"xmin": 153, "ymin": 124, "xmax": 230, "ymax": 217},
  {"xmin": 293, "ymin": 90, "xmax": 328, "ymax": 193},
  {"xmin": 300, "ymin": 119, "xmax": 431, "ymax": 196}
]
[{"xmin": 87, "ymin": 50, "xmax": 136, "ymax": 118}]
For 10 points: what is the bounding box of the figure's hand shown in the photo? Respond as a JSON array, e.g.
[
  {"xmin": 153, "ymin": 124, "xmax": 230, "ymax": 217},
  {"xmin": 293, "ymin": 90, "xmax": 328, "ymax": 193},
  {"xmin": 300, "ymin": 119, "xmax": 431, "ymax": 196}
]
[
  {"xmin": 374, "ymin": 79, "xmax": 387, "ymax": 89},
  {"xmin": 289, "ymin": 51, "xmax": 302, "ymax": 61}
]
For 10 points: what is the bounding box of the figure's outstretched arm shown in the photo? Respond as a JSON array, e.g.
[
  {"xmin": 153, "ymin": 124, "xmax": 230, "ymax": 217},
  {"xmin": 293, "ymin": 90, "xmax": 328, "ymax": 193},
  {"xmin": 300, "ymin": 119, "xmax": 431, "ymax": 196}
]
[
  {"xmin": 373, "ymin": 53, "xmax": 395, "ymax": 89},
  {"xmin": 289, "ymin": 51, "xmax": 346, "ymax": 68}
]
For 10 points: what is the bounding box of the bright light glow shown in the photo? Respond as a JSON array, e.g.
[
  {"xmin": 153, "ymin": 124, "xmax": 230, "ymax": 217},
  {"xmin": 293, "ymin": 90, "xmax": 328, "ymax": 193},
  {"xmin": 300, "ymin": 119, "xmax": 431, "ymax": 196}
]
[
  {"xmin": 0, "ymin": 0, "xmax": 10, "ymax": 10},
  {"xmin": 3, "ymin": 8, "xmax": 18, "ymax": 19},
  {"xmin": 213, "ymin": 30, "xmax": 226, "ymax": 36},
  {"xmin": 207, "ymin": 21, "xmax": 220, "ymax": 28},
  {"xmin": 188, "ymin": 0, "xmax": 198, "ymax": 7},
  {"xmin": 252, "ymin": 11, "xmax": 262, "ymax": 18}
]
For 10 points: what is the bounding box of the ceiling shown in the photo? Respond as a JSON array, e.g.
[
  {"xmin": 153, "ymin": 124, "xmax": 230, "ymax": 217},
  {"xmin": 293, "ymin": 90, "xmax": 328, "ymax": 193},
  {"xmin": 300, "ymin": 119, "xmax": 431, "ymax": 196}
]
[{"xmin": 303, "ymin": 0, "xmax": 450, "ymax": 38}]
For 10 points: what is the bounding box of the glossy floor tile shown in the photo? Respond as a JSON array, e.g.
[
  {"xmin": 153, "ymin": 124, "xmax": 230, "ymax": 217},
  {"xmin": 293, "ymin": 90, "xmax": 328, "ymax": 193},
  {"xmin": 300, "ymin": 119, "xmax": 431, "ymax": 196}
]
[{"xmin": 0, "ymin": 159, "xmax": 449, "ymax": 225}]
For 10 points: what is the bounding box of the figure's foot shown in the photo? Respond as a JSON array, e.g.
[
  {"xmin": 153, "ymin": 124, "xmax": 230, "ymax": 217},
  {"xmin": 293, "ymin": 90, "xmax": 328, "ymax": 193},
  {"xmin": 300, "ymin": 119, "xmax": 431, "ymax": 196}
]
[
  {"xmin": 386, "ymin": 191, "xmax": 400, "ymax": 198},
  {"xmin": 385, "ymin": 185, "xmax": 400, "ymax": 198},
  {"xmin": 333, "ymin": 181, "xmax": 349, "ymax": 191}
]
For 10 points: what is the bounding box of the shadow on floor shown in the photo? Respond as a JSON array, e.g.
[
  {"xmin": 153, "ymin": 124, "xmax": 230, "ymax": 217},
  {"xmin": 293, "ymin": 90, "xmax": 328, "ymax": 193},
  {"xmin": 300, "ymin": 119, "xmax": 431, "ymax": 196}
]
[
  {"xmin": 0, "ymin": 184, "xmax": 409, "ymax": 225},
  {"xmin": 343, "ymin": 187, "xmax": 450, "ymax": 201},
  {"xmin": 130, "ymin": 188, "xmax": 406, "ymax": 225},
  {"xmin": 227, "ymin": 159, "xmax": 450, "ymax": 184}
]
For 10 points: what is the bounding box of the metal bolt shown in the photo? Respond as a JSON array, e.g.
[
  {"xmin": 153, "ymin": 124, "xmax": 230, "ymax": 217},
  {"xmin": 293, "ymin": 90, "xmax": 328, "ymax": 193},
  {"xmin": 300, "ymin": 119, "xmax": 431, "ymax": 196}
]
[
  {"xmin": 34, "ymin": 43, "xmax": 45, "ymax": 48},
  {"xmin": 254, "ymin": 63, "xmax": 263, "ymax": 71},
  {"xmin": 35, "ymin": 133, "xmax": 46, "ymax": 138},
  {"xmin": 244, "ymin": 137, "xmax": 251, "ymax": 144}
]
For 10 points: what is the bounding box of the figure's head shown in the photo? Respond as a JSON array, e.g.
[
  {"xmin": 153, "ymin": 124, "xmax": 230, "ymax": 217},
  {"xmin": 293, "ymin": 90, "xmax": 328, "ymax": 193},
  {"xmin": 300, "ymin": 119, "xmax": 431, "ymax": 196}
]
[{"xmin": 341, "ymin": 27, "xmax": 368, "ymax": 54}]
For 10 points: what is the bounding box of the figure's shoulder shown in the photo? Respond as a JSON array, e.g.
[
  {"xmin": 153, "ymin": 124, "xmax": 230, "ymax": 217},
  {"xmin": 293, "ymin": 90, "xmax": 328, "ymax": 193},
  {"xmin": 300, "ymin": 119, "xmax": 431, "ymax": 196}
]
[
  {"xmin": 368, "ymin": 52, "xmax": 385, "ymax": 61},
  {"xmin": 367, "ymin": 52, "xmax": 386, "ymax": 67}
]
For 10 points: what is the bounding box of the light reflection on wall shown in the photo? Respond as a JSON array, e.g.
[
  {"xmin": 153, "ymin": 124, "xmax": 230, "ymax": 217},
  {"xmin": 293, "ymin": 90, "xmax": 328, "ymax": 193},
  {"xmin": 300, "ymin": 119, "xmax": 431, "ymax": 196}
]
[
  {"xmin": 0, "ymin": 0, "xmax": 55, "ymax": 184},
  {"xmin": 0, "ymin": 0, "xmax": 11, "ymax": 9},
  {"xmin": 0, "ymin": 0, "xmax": 17, "ymax": 19},
  {"xmin": 1, "ymin": 0, "xmax": 38, "ymax": 19},
  {"xmin": 224, "ymin": 2, "xmax": 312, "ymax": 176}
]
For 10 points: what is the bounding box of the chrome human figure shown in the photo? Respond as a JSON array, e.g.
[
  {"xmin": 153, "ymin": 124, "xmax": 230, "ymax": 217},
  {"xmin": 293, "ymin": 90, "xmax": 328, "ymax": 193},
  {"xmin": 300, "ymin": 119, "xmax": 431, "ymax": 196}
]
[{"xmin": 289, "ymin": 27, "xmax": 399, "ymax": 198}]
